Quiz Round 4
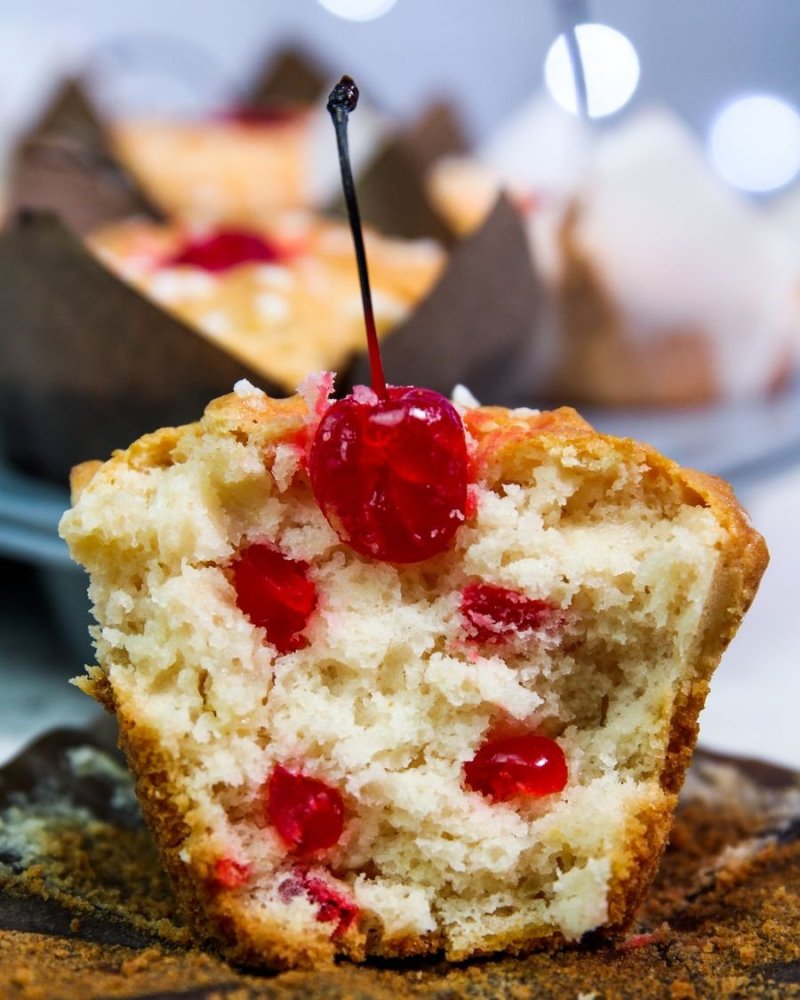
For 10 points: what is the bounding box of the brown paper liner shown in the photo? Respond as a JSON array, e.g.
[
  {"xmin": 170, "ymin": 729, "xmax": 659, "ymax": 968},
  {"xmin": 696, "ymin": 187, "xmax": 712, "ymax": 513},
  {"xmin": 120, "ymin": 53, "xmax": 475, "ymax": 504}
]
[
  {"xmin": 5, "ymin": 79, "xmax": 161, "ymax": 236},
  {"xmin": 244, "ymin": 45, "xmax": 330, "ymax": 107},
  {"xmin": 344, "ymin": 101, "xmax": 469, "ymax": 244},
  {"xmin": 347, "ymin": 195, "xmax": 544, "ymax": 405},
  {"xmin": 0, "ymin": 211, "xmax": 273, "ymax": 483}
]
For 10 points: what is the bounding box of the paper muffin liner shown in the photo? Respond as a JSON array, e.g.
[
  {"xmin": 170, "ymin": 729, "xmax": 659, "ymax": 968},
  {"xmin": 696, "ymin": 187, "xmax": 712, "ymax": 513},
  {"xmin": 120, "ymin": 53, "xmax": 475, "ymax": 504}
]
[
  {"xmin": 244, "ymin": 45, "xmax": 330, "ymax": 107},
  {"xmin": 245, "ymin": 46, "xmax": 469, "ymax": 241},
  {"xmin": 347, "ymin": 195, "xmax": 547, "ymax": 402},
  {"xmin": 4, "ymin": 79, "xmax": 162, "ymax": 236},
  {"xmin": 6, "ymin": 47, "xmax": 466, "ymax": 243}
]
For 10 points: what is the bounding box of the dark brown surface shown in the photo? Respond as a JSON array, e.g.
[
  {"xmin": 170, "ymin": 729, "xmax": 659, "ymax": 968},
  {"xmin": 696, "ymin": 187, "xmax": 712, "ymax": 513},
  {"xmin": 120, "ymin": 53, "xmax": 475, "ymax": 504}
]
[
  {"xmin": 1, "ymin": 728, "xmax": 799, "ymax": 998},
  {"xmin": 5, "ymin": 79, "xmax": 160, "ymax": 236}
]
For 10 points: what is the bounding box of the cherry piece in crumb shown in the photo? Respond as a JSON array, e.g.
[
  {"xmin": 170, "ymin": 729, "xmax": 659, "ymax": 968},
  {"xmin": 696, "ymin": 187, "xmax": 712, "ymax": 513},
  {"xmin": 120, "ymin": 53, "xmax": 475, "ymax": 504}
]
[
  {"xmin": 268, "ymin": 765, "xmax": 345, "ymax": 854},
  {"xmin": 461, "ymin": 583, "xmax": 562, "ymax": 645},
  {"xmin": 309, "ymin": 386, "xmax": 468, "ymax": 563},
  {"xmin": 232, "ymin": 544, "xmax": 316, "ymax": 654},
  {"xmin": 167, "ymin": 228, "xmax": 285, "ymax": 273},
  {"xmin": 279, "ymin": 869, "xmax": 359, "ymax": 936},
  {"xmin": 464, "ymin": 734, "xmax": 568, "ymax": 801},
  {"xmin": 212, "ymin": 857, "xmax": 251, "ymax": 889}
]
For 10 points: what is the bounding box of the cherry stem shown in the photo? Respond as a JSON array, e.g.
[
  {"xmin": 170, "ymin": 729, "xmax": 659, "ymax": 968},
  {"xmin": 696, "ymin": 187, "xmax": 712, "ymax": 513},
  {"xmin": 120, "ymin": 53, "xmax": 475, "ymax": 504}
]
[
  {"xmin": 554, "ymin": 0, "xmax": 589, "ymax": 119},
  {"xmin": 327, "ymin": 75, "xmax": 388, "ymax": 401}
]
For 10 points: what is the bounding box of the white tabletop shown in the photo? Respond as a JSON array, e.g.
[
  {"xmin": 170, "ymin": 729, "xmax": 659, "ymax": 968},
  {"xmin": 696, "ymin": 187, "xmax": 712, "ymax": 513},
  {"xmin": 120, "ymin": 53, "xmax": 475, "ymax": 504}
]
[{"xmin": 697, "ymin": 465, "xmax": 800, "ymax": 769}]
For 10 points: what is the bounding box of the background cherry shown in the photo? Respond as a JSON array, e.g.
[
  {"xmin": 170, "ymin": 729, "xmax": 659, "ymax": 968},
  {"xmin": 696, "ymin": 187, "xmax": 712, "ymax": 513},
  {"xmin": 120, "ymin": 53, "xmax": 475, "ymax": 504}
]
[{"xmin": 167, "ymin": 228, "xmax": 286, "ymax": 272}]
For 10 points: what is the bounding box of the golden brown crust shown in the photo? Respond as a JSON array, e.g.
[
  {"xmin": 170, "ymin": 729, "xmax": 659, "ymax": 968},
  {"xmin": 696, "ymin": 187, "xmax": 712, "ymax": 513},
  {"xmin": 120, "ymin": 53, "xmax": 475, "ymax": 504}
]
[
  {"xmin": 71, "ymin": 389, "xmax": 767, "ymax": 968},
  {"xmin": 69, "ymin": 460, "xmax": 103, "ymax": 503}
]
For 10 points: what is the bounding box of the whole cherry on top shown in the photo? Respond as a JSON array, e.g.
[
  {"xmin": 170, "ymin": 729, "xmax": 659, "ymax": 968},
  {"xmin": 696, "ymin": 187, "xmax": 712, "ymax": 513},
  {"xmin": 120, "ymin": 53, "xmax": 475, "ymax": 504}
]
[{"xmin": 309, "ymin": 77, "xmax": 469, "ymax": 564}]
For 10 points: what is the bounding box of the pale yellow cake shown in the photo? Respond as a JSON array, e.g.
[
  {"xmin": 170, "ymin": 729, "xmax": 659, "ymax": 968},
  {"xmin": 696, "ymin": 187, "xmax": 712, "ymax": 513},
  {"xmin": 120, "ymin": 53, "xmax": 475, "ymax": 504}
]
[{"xmin": 59, "ymin": 380, "xmax": 766, "ymax": 968}]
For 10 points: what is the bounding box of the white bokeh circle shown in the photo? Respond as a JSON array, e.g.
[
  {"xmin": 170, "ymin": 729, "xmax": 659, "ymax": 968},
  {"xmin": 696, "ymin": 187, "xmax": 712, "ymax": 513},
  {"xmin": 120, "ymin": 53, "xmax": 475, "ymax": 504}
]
[
  {"xmin": 544, "ymin": 23, "xmax": 640, "ymax": 119},
  {"xmin": 709, "ymin": 94, "xmax": 800, "ymax": 193},
  {"xmin": 317, "ymin": 0, "xmax": 399, "ymax": 21}
]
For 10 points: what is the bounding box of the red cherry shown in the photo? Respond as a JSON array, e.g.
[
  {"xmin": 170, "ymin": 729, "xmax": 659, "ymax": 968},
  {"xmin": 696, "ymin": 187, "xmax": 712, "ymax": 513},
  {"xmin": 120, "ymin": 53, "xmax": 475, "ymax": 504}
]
[
  {"xmin": 267, "ymin": 765, "xmax": 345, "ymax": 854},
  {"xmin": 464, "ymin": 734, "xmax": 568, "ymax": 801},
  {"xmin": 309, "ymin": 386, "xmax": 468, "ymax": 563},
  {"xmin": 212, "ymin": 857, "xmax": 251, "ymax": 890},
  {"xmin": 461, "ymin": 583, "xmax": 563, "ymax": 645},
  {"xmin": 279, "ymin": 869, "xmax": 359, "ymax": 936},
  {"xmin": 313, "ymin": 81, "xmax": 470, "ymax": 564},
  {"xmin": 221, "ymin": 103, "xmax": 302, "ymax": 127},
  {"xmin": 232, "ymin": 544, "xmax": 316, "ymax": 654},
  {"xmin": 167, "ymin": 228, "xmax": 286, "ymax": 272}
]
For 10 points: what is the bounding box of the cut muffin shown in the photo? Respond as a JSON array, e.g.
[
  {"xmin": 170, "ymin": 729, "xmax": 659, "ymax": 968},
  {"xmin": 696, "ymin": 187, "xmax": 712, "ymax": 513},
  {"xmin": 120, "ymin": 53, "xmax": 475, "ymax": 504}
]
[
  {"xmin": 88, "ymin": 216, "xmax": 443, "ymax": 392},
  {"xmin": 59, "ymin": 379, "xmax": 767, "ymax": 968}
]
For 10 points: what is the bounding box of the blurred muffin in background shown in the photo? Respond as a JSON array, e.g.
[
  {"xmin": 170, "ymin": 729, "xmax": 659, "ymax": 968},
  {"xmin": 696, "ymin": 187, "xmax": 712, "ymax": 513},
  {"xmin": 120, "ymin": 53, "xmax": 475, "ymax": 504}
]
[
  {"xmin": 88, "ymin": 213, "xmax": 443, "ymax": 391},
  {"xmin": 111, "ymin": 100, "xmax": 387, "ymax": 226},
  {"xmin": 430, "ymin": 103, "xmax": 800, "ymax": 407}
]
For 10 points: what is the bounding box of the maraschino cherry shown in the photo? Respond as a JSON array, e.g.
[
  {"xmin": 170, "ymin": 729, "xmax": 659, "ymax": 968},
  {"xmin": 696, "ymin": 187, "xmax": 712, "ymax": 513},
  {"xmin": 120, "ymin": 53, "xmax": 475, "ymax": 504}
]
[
  {"xmin": 212, "ymin": 857, "xmax": 251, "ymax": 890},
  {"xmin": 267, "ymin": 764, "xmax": 345, "ymax": 854},
  {"xmin": 279, "ymin": 869, "xmax": 359, "ymax": 937},
  {"xmin": 308, "ymin": 77, "xmax": 468, "ymax": 563},
  {"xmin": 232, "ymin": 544, "xmax": 316, "ymax": 654},
  {"xmin": 461, "ymin": 583, "xmax": 562, "ymax": 646},
  {"xmin": 464, "ymin": 734, "xmax": 568, "ymax": 802},
  {"xmin": 167, "ymin": 228, "xmax": 286, "ymax": 273}
]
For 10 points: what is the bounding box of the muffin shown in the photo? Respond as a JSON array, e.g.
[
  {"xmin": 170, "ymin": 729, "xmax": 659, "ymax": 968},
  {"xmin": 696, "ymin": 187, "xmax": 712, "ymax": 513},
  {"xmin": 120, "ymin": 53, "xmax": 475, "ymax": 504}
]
[
  {"xmin": 59, "ymin": 377, "xmax": 767, "ymax": 968},
  {"xmin": 430, "ymin": 108, "xmax": 800, "ymax": 406},
  {"xmin": 88, "ymin": 215, "xmax": 443, "ymax": 392},
  {"xmin": 551, "ymin": 112, "xmax": 800, "ymax": 406}
]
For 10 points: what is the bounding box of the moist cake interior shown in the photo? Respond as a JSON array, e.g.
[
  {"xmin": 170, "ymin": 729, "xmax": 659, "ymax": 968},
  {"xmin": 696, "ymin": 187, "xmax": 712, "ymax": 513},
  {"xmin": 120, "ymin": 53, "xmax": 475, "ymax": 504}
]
[{"xmin": 61, "ymin": 383, "xmax": 726, "ymax": 964}]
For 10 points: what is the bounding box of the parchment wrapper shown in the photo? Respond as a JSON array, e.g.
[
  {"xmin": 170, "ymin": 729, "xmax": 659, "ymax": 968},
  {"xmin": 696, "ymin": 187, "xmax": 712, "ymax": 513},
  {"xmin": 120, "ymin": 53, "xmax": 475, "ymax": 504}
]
[{"xmin": 4, "ymin": 79, "xmax": 161, "ymax": 235}]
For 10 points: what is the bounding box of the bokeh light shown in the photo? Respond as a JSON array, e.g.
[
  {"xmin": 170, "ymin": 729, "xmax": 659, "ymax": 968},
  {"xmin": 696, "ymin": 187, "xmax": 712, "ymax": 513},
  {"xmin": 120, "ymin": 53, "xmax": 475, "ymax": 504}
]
[
  {"xmin": 544, "ymin": 23, "xmax": 640, "ymax": 119},
  {"xmin": 317, "ymin": 0, "xmax": 399, "ymax": 21},
  {"xmin": 709, "ymin": 94, "xmax": 800, "ymax": 193}
]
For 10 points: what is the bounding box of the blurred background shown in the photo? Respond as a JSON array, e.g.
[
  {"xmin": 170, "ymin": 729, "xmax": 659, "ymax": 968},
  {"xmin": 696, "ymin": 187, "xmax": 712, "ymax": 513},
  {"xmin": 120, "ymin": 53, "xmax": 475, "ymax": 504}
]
[{"xmin": 1, "ymin": 0, "xmax": 799, "ymax": 768}]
